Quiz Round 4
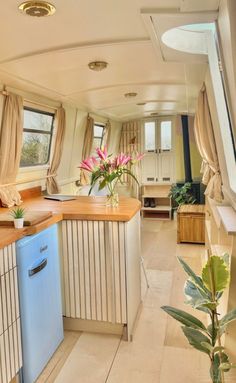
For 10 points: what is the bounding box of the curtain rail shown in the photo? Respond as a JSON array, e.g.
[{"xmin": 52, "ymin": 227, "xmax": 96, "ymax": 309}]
[{"xmin": 0, "ymin": 174, "xmax": 56, "ymax": 188}]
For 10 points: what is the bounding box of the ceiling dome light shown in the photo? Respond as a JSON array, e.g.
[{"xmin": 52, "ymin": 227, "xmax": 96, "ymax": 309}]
[
  {"xmin": 124, "ymin": 92, "xmax": 137, "ymax": 98},
  {"xmin": 18, "ymin": 1, "xmax": 56, "ymax": 17},
  {"xmin": 88, "ymin": 61, "xmax": 108, "ymax": 71}
]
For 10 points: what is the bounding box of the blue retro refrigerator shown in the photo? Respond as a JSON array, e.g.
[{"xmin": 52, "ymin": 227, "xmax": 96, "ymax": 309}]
[{"xmin": 16, "ymin": 224, "xmax": 64, "ymax": 383}]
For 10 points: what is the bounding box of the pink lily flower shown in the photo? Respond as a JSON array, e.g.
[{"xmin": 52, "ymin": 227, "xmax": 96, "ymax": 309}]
[
  {"xmin": 131, "ymin": 152, "xmax": 144, "ymax": 163},
  {"xmin": 114, "ymin": 153, "xmax": 131, "ymax": 167},
  {"xmin": 96, "ymin": 145, "xmax": 108, "ymax": 161},
  {"xmin": 79, "ymin": 157, "xmax": 98, "ymax": 172},
  {"xmin": 135, "ymin": 153, "xmax": 144, "ymax": 161}
]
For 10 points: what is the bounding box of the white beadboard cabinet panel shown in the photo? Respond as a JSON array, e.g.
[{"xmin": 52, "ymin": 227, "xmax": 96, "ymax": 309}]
[
  {"xmin": 61, "ymin": 213, "xmax": 141, "ymax": 339},
  {"xmin": 0, "ymin": 243, "xmax": 22, "ymax": 383}
]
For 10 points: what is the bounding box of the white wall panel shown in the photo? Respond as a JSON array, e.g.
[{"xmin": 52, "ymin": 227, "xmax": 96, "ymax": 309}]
[
  {"xmin": 62, "ymin": 220, "xmax": 127, "ymax": 324},
  {"xmin": 0, "ymin": 244, "xmax": 22, "ymax": 383}
]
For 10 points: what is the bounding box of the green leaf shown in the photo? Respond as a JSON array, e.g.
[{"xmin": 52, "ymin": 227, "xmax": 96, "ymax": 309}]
[
  {"xmin": 184, "ymin": 280, "xmax": 211, "ymax": 313},
  {"xmin": 214, "ymin": 346, "xmax": 225, "ymax": 354},
  {"xmin": 220, "ymin": 307, "xmax": 236, "ymax": 327},
  {"xmin": 123, "ymin": 169, "xmax": 139, "ymax": 184},
  {"xmin": 219, "ymin": 362, "xmax": 231, "ymax": 372},
  {"xmin": 202, "ymin": 256, "xmax": 230, "ymax": 293},
  {"xmin": 99, "ymin": 179, "xmax": 107, "ymax": 190},
  {"xmin": 181, "ymin": 327, "xmax": 211, "ymax": 355},
  {"xmin": 161, "ymin": 306, "xmax": 207, "ymax": 331},
  {"xmin": 178, "ymin": 257, "xmax": 210, "ymax": 295},
  {"xmin": 201, "ymin": 342, "xmax": 214, "ymax": 353},
  {"xmin": 222, "ymin": 253, "xmax": 230, "ymax": 268},
  {"xmin": 215, "ymin": 353, "xmax": 230, "ymax": 374}
]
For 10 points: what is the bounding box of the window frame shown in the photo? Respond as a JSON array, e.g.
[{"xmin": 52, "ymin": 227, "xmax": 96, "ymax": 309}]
[
  {"xmin": 91, "ymin": 122, "xmax": 105, "ymax": 154},
  {"xmin": 20, "ymin": 106, "xmax": 55, "ymax": 168}
]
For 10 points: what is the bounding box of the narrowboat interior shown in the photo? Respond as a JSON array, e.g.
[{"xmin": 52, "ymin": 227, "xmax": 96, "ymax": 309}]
[{"xmin": 0, "ymin": 0, "xmax": 236, "ymax": 382}]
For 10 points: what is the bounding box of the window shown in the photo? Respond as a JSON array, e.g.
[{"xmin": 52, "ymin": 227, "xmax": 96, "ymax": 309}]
[
  {"xmin": 160, "ymin": 121, "xmax": 172, "ymax": 151},
  {"xmin": 91, "ymin": 123, "xmax": 104, "ymax": 155},
  {"xmin": 20, "ymin": 107, "xmax": 55, "ymax": 167},
  {"xmin": 144, "ymin": 121, "xmax": 156, "ymax": 151}
]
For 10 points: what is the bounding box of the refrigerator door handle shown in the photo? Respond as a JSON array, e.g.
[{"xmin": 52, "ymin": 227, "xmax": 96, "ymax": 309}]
[{"xmin": 28, "ymin": 258, "xmax": 48, "ymax": 277}]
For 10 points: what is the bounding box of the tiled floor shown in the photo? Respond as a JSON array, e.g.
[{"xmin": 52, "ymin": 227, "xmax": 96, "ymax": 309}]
[{"xmin": 40, "ymin": 219, "xmax": 212, "ymax": 382}]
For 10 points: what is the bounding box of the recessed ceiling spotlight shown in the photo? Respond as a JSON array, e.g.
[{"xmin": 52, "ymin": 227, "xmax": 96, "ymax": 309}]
[
  {"xmin": 136, "ymin": 102, "xmax": 146, "ymax": 106},
  {"xmin": 124, "ymin": 92, "xmax": 137, "ymax": 98},
  {"xmin": 88, "ymin": 61, "xmax": 108, "ymax": 71},
  {"xmin": 150, "ymin": 112, "xmax": 159, "ymax": 116},
  {"xmin": 18, "ymin": 1, "xmax": 56, "ymax": 17}
]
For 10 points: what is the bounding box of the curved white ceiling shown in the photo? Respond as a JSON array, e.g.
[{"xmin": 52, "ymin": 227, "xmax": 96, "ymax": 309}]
[{"xmin": 0, "ymin": 0, "xmax": 220, "ymax": 121}]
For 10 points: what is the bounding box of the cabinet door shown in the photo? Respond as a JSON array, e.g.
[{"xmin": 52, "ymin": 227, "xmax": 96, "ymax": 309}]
[
  {"xmin": 158, "ymin": 152, "xmax": 174, "ymax": 182},
  {"xmin": 141, "ymin": 153, "xmax": 158, "ymax": 183},
  {"xmin": 178, "ymin": 215, "xmax": 205, "ymax": 243}
]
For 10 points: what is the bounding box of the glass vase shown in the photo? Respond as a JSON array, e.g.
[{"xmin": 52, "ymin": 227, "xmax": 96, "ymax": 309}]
[{"xmin": 106, "ymin": 192, "xmax": 119, "ymax": 207}]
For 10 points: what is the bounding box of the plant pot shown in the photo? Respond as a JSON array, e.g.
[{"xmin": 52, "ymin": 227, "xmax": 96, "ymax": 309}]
[
  {"xmin": 173, "ymin": 209, "xmax": 177, "ymax": 220},
  {"xmin": 14, "ymin": 218, "xmax": 24, "ymax": 229}
]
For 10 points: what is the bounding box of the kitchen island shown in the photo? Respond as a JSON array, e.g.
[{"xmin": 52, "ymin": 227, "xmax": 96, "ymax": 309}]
[{"xmin": 0, "ymin": 195, "xmax": 141, "ymax": 342}]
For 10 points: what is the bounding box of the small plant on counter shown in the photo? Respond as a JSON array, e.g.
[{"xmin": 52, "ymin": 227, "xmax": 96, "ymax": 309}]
[
  {"xmin": 10, "ymin": 207, "xmax": 26, "ymax": 228},
  {"xmin": 169, "ymin": 182, "xmax": 196, "ymax": 209},
  {"xmin": 162, "ymin": 255, "xmax": 236, "ymax": 383},
  {"xmin": 79, "ymin": 146, "xmax": 144, "ymax": 207}
]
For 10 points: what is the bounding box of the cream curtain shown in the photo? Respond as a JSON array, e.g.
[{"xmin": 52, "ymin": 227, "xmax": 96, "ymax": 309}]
[
  {"xmin": 103, "ymin": 120, "xmax": 111, "ymax": 150},
  {"xmin": 46, "ymin": 106, "xmax": 66, "ymax": 194},
  {"xmin": 0, "ymin": 93, "xmax": 23, "ymax": 207},
  {"xmin": 194, "ymin": 84, "xmax": 223, "ymax": 202},
  {"xmin": 80, "ymin": 115, "xmax": 94, "ymax": 185},
  {"xmin": 119, "ymin": 120, "xmax": 141, "ymax": 198}
]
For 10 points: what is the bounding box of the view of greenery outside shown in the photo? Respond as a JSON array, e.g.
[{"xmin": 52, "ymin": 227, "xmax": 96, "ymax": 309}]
[{"xmin": 20, "ymin": 108, "xmax": 54, "ymax": 167}]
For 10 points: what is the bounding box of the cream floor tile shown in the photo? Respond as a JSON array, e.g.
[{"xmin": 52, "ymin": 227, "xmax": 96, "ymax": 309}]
[
  {"xmin": 142, "ymin": 270, "xmax": 173, "ymax": 309},
  {"xmin": 176, "ymin": 242, "xmax": 205, "ymax": 260},
  {"xmin": 106, "ymin": 341, "xmax": 163, "ymax": 383},
  {"xmin": 159, "ymin": 346, "xmax": 201, "ymax": 383},
  {"xmin": 144, "ymin": 226, "xmax": 177, "ymax": 271},
  {"xmin": 55, "ymin": 333, "xmax": 120, "ymax": 383},
  {"xmin": 36, "ymin": 331, "xmax": 81, "ymax": 383},
  {"xmin": 141, "ymin": 220, "xmax": 163, "ymax": 233},
  {"xmin": 133, "ymin": 307, "xmax": 167, "ymax": 347},
  {"xmin": 53, "ymin": 219, "xmax": 210, "ymax": 383}
]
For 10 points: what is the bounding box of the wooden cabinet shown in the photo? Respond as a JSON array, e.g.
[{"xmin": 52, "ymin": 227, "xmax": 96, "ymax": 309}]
[
  {"xmin": 177, "ymin": 204, "xmax": 205, "ymax": 244},
  {"xmin": 141, "ymin": 184, "xmax": 172, "ymax": 220}
]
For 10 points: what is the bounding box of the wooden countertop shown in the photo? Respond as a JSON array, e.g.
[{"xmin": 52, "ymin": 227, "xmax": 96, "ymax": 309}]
[
  {"xmin": 19, "ymin": 195, "xmax": 141, "ymax": 221},
  {"xmin": 0, "ymin": 196, "xmax": 140, "ymax": 248},
  {"xmin": 0, "ymin": 214, "xmax": 63, "ymax": 249}
]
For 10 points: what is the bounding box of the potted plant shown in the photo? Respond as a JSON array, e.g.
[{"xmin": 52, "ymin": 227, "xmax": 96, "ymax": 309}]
[
  {"xmin": 79, "ymin": 146, "xmax": 144, "ymax": 207},
  {"xmin": 169, "ymin": 182, "xmax": 196, "ymax": 219},
  {"xmin": 162, "ymin": 255, "xmax": 236, "ymax": 383},
  {"xmin": 169, "ymin": 182, "xmax": 196, "ymax": 209},
  {"xmin": 10, "ymin": 207, "xmax": 26, "ymax": 228}
]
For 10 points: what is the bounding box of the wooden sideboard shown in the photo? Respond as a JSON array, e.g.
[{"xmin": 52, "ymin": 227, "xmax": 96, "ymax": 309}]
[{"xmin": 177, "ymin": 204, "xmax": 205, "ymax": 244}]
